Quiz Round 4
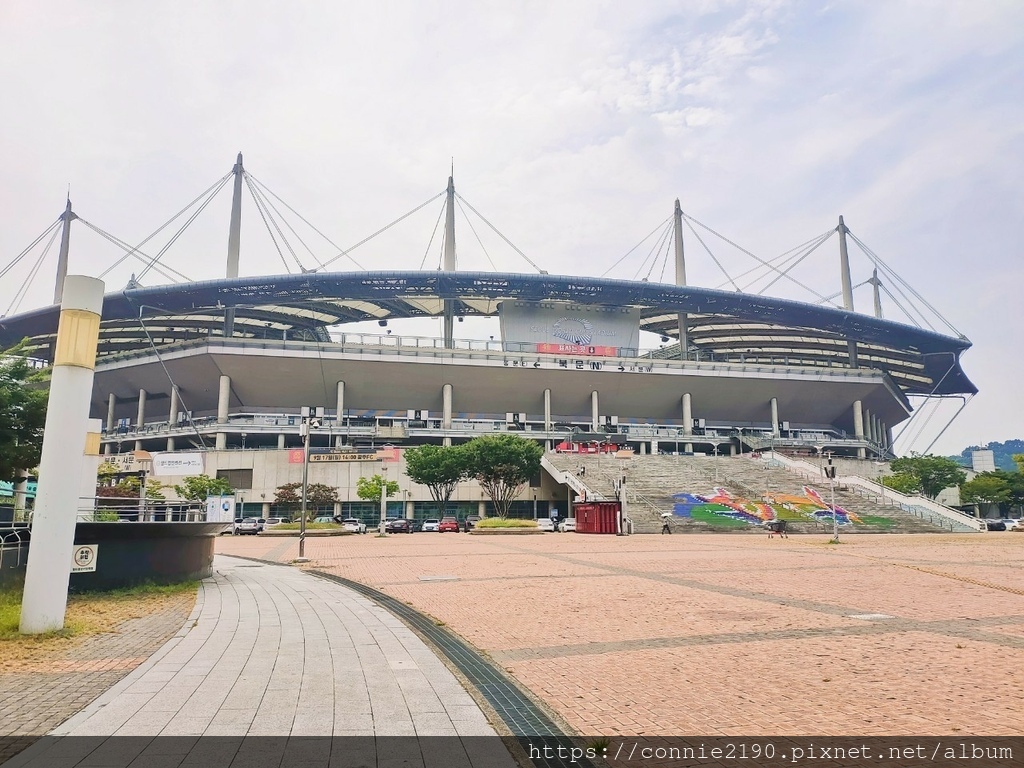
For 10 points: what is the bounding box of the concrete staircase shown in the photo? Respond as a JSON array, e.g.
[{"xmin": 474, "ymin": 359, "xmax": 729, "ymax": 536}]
[{"xmin": 544, "ymin": 451, "xmax": 960, "ymax": 534}]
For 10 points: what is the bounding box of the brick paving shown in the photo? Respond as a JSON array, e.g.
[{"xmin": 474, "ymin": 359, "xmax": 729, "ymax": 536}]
[
  {"xmin": 219, "ymin": 531, "xmax": 1024, "ymax": 736},
  {"xmin": 0, "ymin": 591, "xmax": 195, "ymax": 761}
]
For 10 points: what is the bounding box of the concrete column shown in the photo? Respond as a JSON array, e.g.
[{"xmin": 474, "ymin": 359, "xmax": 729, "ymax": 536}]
[
  {"xmin": 13, "ymin": 470, "xmax": 28, "ymax": 519},
  {"xmin": 442, "ymin": 383, "xmax": 453, "ymax": 447},
  {"xmin": 853, "ymin": 400, "xmax": 866, "ymax": 459},
  {"xmin": 885, "ymin": 425, "xmax": 893, "ymax": 450},
  {"xmin": 216, "ymin": 374, "xmax": 230, "ymax": 450},
  {"xmin": 770, "ymin": 397, "xmax": 780, "ymax": 438},
  {"xmin": 104, "ymin": 393, "xmax": 115, "ymax": 455},
  {"xmin": 478, "ymin": 500, "xmax": 487, "ymax": 517},
  {"xmin": 134, "ymin": 388, "xmax": 147, "ymax": 451},
  {"xmin": 79, "ymin": 419, "xmax": 102, "ymax": 519},
  {"xmin": 278, "ymin": 433, "xmax": 286, "ymax": 449},
  {"xmin": 682, "ymin": 392, "xmax": 693, "ymax": 453},
  {"xmin": 168, "ymin": 386, "xmax": 179, "ymax": 426},
  {"xmin": 864, "ymin": 408, "xmax": 873, "ymax": 443},
  {"xmin": 262, "ymin": 502, "xmax": 272, "ymax": 515},
  {"xmin": 874, "ymin": 416, "xmax": 883, "ymax": 448},
  {"xmin": 166, "ymin": 386, "xmax": 179, "ymax": 452},
  {"xmin": 335, "ymin": 380, "xmax": 345, "ymax": 421},
  {"xmin": 591, "ymin": 390, "xmax": 599, "ymax": 432},
  {"xmin": 729, "ymin": 443, "xmax": 737, "ymax": 456},
  {"xmin": 217, "ymin": 376, "xmax": 231, "ymax": 423},
  {"xmin": 543, "ymin": 388, "xmax": 552, "ymax": 451},
  {"xmin": 20, "ymin": 275, "xmax": 104, "ymax": 634},
  {"xmin": 106, "ymin": 393, "xmax": 116, "ymax": 432},
  {"xmin": 639, "ymin": 443, "xmax": 646, "ymax": 455}
]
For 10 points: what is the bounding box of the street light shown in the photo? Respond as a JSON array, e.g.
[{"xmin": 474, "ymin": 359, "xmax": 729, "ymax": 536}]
[
  {"xmin": 378, "ymin": 465, "xmax": 389, "ymax": 536},
  {"xmin": 824, "ymin": 451, "xmax": 839, "ymax": 543},
  {"xmin": 298, "ymin": 405, "xmax": 324, "ymax": 561}
]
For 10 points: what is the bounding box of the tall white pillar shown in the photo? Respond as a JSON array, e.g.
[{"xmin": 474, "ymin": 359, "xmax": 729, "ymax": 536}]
[
  {"xmin": 543, "ymin": 388, "xmax": 552, "ymax": 451},
  {"xmin": 770, "ymin": 397, "xmax": 780, "ymax": 438},
  {"xmin": 278, "ymin": 433, "xmax": 286, "ymax": 449},
  {"xmin": 853, "ymin": 400, "xmax": 865, "ymax": 459},
  {"xmin": 13, "ymin": 470, "xmax": 28, "ymax": 520},
  {"xmin": 216, "ymin": 374, "xmax": 230, "ymax": 450},
  {"xmin": 104, "ymin": 392, "xmax": 115, "ymax": 455},
  {"xmin": 336, "ymin": 380, "xmax": 345, "ymax": 420},
  {"xmin": 682, "ymin": 392, "xmax": 693, "ymax": 453},
  {"xmin": 21, "ymin": 275, "xmax": 104, "ymax": 634},
  {"xmin": 591, "ymin": 391, "xmax": 599, "ymax": 432},
  {"xmin": 167, "ymin": 386, "xmax": 179, "ymax": 451},
  {"xmin": 135, "ymin": 388, "xmax": 147, "ymax": 450},
  {"xmin": 442, "ymin": 383, "xmax": 453, "ymax": 447},
  {"xmin": 864, "ymin": 408, "xmax": 873, "ymax": 443},
  {"xmin": 79, "ymin": 419, "xmax": 102, "ymax": 519}
]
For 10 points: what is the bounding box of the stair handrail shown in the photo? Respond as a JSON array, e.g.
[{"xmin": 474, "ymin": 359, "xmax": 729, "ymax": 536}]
[{"xmin": 767, "ymin": 451, "xmax": 983, "ymax": 532}]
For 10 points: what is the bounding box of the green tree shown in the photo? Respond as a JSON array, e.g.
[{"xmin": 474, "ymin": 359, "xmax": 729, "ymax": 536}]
[
  {"xmin": 404, "ymin": 444, "xmax": 469, "ymax": 516},
  {"xmin": 464, "ymin": 434, "xmax": 543, "ymax": 518},
  {"xmin": 274, "ymin": 482, "xmax": 302, "ymax": 505},
  {"xmin": 356, "ymin": 474, "xmax": 400, "ymax": 504},
  {"xmin": 274, "ymin": 482, "xmax": 338, "ymax": 519},
  {"xmin": 1013, "ymin": 454, "xmax": 1024, "ymax": 473},
  {"xmin": 0, "ymin": 343, "xmax": 48, "ymax": 483},
  {"xmin": 889, "ymin": 454, "xmax": 967, "ymax": 499},
  {"xmin": 960, "ymin": 473, "xmax": 1011, "ymax": 507},
  {"xmin": 881, "ymin": 472, "xmax": 921, "ymax": 495},
  {"xmin": 174, "ymin": 474, "xmax": 234, "ymax": 501}
]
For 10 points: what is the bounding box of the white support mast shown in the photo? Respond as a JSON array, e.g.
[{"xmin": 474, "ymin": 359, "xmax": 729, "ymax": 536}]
[
  {"xmin": 224, "ymin": 153, "xmax": 244, "ymax": 336},
  {"xmin": 837, "ymin": 215, "xmax": 858, "ymax": 367},
  {"xmin": 673, "ymin": 199, "xmax": 689, "ymax": 359},
  {"xmin": 442, "ymin": 174, "xmax": 456, "ymax": 349},
  {"xmin": 53, "ymin": 199, "xmax": 75, "ymax": 305}
]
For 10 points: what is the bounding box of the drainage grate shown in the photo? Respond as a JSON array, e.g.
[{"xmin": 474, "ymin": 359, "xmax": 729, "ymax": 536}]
[
  {"xmin": 847, "ymin": 613, "xmax": 896, "ymax": 620},
  {"xmin": 310, "ymin": 571, "xmax": 573, "ymax": 739},
  {"xmin": 418, "ymin": 575, "xmax": 460, "ymax": 582}
]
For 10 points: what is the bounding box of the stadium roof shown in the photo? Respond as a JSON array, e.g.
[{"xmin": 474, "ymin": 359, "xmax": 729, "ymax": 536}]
[{"xmin": 0, "ymin": 270, "xmax": 975, "ymax": 396}]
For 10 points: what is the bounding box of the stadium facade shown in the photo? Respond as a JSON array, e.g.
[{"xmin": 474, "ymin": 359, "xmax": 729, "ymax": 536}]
[{"xmin": 0, "ymin": 157, "xmax": 976, "ymax": 520}]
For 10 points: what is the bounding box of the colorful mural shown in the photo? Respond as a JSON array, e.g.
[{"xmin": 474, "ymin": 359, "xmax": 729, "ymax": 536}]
[{"xmin": 672, "ymin": 486, "xmax": 863, "ymax": 527}]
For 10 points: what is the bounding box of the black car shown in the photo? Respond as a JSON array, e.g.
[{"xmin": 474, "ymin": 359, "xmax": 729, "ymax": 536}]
[
  {"xmin": 463, "ymin": 515, "xmax": 481, "ymax": 532},
  {"xmin": 985, "ymin": 520, "xmax": 1006, "ymax": 531},
  {"xmin": 385, "ymin": 519, "xmax": 413, "ymax": 533}
]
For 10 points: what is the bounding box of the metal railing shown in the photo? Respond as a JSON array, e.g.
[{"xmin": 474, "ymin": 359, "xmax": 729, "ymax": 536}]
[
  {"xmin": 0, "ymin": 527, "xmax": 30, "ymax": 571},
  {"xmin": 768, "ymin": 452, "xmax": 982, "ymax": 532}
]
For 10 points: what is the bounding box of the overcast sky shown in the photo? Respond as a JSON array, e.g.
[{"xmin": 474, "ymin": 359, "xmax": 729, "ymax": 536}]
[{"xmin": 2, "ymin": 1, "xmax": 1021, "ymax": 457}]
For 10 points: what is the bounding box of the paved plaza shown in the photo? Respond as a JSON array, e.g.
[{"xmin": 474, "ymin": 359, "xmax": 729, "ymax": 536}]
[{"xmin": 219, "ymin": 532, "xmax": 1024, "ymax": 737}]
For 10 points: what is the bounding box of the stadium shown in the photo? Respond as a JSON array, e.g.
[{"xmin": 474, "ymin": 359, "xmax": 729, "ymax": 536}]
[{"xmin": 0, "ymin": 156, "xmax": 980, "ymax": 533}]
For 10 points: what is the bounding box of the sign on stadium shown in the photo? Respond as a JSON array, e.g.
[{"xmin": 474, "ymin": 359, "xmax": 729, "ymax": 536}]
[{"xmin": 498, "ymin": 301, "xmax": 640, "ymax": 356}]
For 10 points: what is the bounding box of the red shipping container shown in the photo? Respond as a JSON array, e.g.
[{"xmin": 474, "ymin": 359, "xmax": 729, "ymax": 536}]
[{"xmin": 575, "ymin": 502, "xmax": 621, "ymax": 534}]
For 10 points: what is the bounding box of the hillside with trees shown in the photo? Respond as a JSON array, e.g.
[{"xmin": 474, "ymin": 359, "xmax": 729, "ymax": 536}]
[{"xmin": 948, "ymin": 439, "xmax": 1024, "ymax": 472}]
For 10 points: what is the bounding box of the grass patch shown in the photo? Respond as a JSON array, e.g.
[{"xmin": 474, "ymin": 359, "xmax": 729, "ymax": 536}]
[
  {"xmin": 858, "ymin": 515, "xmax": 896, "ymax": 528},
  {"xmin": 475, "ymin": 518, "xmax": 538, "ymax": 529},
  {"xmin": 0, "ymin": 578, "xmax": 198, "ymax": 641},
  {"xmin": 272, "ymin": 522, "xmax": 340, "ymax": 530}
]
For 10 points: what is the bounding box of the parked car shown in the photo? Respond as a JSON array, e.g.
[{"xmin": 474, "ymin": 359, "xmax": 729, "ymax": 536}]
[
  {"xmin": 422, "ymin": 519, "xmax": 440, "ymax": 532},
  {"xmin": 385, "ymin": 518, "xmax": 413, "ymax": 533},
  {"xmin": 438, "ymin": 517, "xmax": 460, "ymax": 533},
  {"xmin": 313, "ymin": 516, "xmax": 337, "ymax": 524},
  {"xmin": 558, "ymin": 518, "xmax": 577, "ymax": 532},
  {"xmin": 234, "ymin": 517, "xmax": 263, "ymax": 535},
  {"xmin": 408, "ymin": 518, "xmax": 424, "ymax": 532},
  {"xmin": 463, "ymin": 515, "xmax": 481, "ymax": 532},
  {"xmin": 985, "ymin": 520, "xmax": 1006, "ymax": 531},
  {"xmin": 263, "ymin": 517, "xmax": 287, "ymax": 528},
  {"xmin": 341, "ymin": 518, "xmax": 367, "ymax": 534},
  {"xmin": 998, "ymin": 519, "xmax": 1021, "ymax": 531},
  {"xmin": 536, "ymin": 518, "xmax": 555, "ymax": 532}
]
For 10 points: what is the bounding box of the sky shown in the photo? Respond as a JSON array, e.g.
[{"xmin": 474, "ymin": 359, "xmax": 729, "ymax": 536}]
[{"xmin": 1, "ymin": 0, "xmax": 1021, "ymax": 457}]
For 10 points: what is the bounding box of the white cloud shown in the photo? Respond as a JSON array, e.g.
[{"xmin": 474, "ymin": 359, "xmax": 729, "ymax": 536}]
[{"xmin": 1, "ymin": 0, "xmax": 1022, "ymax": 454}]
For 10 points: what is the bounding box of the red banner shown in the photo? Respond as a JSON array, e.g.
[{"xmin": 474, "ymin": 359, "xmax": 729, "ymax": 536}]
[{"xmin": 536, "ymin": 343, "xmax": 619, "ymax": 357}]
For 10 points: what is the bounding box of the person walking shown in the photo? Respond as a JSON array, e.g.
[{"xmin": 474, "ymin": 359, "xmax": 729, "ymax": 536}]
[{"xmin": 661, "ymin": 514, "xmax": 672, "ymax": 534}]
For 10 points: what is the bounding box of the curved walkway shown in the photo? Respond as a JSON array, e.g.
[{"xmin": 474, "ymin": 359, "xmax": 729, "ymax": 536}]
[{"xmin": 7, "ymin": 556, "xmax": 516, "ymax": 768}]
